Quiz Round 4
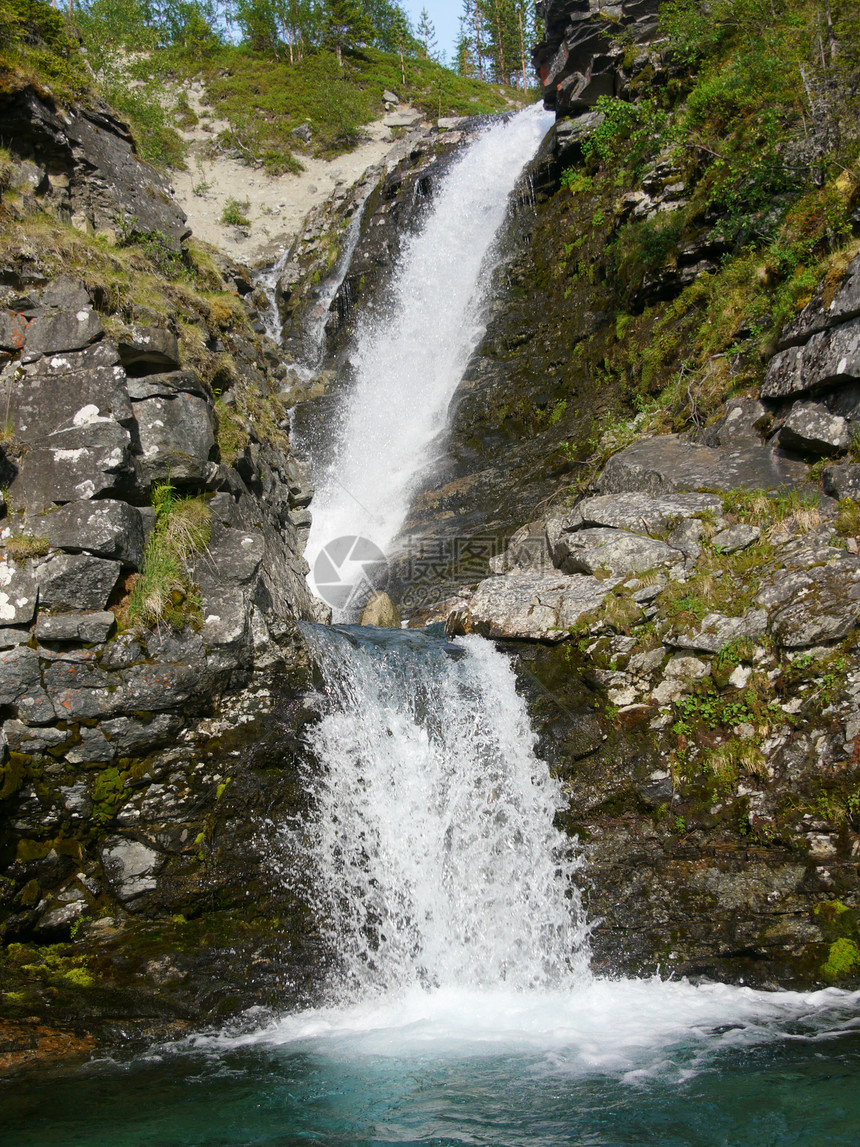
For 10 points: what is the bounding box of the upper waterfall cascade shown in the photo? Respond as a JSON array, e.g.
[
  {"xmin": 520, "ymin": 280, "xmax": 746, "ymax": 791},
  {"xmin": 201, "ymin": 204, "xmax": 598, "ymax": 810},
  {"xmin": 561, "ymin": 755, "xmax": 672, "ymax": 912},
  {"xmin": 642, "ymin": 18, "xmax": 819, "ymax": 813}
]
[{"xmin": 304, "ymin": 104, "xmax": 554, "ymax": 610}]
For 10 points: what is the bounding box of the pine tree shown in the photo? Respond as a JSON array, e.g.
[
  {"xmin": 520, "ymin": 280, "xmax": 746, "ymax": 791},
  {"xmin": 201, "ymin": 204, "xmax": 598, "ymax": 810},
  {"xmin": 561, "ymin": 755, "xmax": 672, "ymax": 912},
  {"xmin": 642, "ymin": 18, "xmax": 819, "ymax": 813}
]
[
  {"xmin": 323, "ymin": 0, "xmax": 372, "ymax": 65},
  {"xmin": 416, "ymin": 5, "xmax": 437, "ymax": 60}
]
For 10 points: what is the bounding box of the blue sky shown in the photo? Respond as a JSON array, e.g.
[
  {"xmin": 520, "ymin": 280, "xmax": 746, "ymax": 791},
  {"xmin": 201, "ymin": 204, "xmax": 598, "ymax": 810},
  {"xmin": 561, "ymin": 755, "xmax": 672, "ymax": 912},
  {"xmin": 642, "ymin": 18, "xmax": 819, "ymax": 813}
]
[{"xmin": 402, "ymin": 0, "xmax": 463, "ymax": 64}]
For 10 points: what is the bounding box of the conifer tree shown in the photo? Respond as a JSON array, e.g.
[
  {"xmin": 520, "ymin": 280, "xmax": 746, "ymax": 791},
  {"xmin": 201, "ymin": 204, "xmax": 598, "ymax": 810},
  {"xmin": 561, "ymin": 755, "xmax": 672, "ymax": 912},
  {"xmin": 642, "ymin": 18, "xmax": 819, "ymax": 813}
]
[
  {"xmin": 416, "ymin": 5, "xmax": 437, "ymax": 60},
  {"xmin": 323, "ymin": 0, "xmax": 371, "ymax": 64}
]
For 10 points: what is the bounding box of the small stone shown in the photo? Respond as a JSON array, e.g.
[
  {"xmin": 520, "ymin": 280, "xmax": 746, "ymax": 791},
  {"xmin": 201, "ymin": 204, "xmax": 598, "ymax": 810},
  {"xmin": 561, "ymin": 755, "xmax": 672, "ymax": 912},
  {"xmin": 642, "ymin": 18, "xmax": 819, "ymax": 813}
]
[
  {"xmin": 101, "ymin": 836, "xmax": 163, "ymax": 901},
  {"xmin": 360, "ymin": 591, "xmax": 401, "ymax": 627},
  {"xmin": 712, "ymin": 524, "xmax": 761, "ymax": 553},
  {"xmin": 664, "ymin": 655, "xmax": 711, "ymax": 679},
  {"xmin": 727, "ymin": 665, "xmax": 751, "ymax": 688}
]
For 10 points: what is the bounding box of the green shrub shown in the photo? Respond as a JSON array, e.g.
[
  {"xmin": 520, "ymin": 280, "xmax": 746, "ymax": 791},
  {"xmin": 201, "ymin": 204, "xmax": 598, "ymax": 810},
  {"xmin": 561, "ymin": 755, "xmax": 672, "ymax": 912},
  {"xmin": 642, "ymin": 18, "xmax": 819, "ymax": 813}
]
[
  {"xmin": 128, "ymin": 483, "xmax": 211, "ymax": 629},
  {"xmin": 221, "ymin": 196, "xmax": 251, "ymax": 227}
]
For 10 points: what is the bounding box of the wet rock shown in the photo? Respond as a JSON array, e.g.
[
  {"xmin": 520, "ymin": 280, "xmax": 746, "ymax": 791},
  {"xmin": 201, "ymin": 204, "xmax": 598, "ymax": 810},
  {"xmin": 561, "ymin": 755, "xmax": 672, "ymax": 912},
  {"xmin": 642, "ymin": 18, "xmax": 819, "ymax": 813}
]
[
  {"xmin": 779, "ymin": 401, "xmax": 851, "ymax": 455},
  {"xmin": 360, "ymin": 592, "xmax": 401, "ymax": 627},
  {"xmin": 101, "ymin": 836, "xmax": 163, "ymax": 902},
  {"xmin": 32, "ymin": 499, "xmax": 145, "ymax": 569},
  {"xmin": 35, "ymin": 553, "xmax": 121, "ymax": 611},
  {"xmin": 34, "ymin": 611, "xmax": 115, "ymax": 644},
  {"xmin": 596, "ymin": 435, "xmax": 809, "ymax": 496},
  {"xmin": 0, "ymin": 558, "xmax": 38, "ymax": 624},
  {"xmin": 117, "ymin": 327, "xmax": 180, "ymax": 374},
  {"xmin": 554, "ymin": 527, "xmax": 676, "ymax": 576}
]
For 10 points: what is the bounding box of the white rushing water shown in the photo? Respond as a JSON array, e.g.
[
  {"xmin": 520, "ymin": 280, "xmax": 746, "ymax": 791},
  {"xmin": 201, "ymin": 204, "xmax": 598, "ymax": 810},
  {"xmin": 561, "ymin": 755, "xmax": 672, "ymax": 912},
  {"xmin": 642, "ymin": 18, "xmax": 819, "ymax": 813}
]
[
  {"xmin": 305, "ymin": 104, "xmax": 554, "ymax": 596},
  {"xmin": 202, "ymin": 624, "xmax": 860, "ymax": 1079},
  {"xmin": 298, "ymin": 626, "xmax": 589, "ymax": 998}
]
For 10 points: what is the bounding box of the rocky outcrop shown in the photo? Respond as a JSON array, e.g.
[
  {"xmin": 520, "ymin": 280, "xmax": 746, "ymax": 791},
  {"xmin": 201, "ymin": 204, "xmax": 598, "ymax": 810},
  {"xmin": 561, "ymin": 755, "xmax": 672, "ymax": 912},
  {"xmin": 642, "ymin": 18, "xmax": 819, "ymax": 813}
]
[
  {"xmin": 0, "ymin": 86, "xmax": 190, "ymax": 248},
  {"xmin": 0, "ymin": 110, "xmax": 323, "ymax": 1020},
  {"xmin": 533, "ymin": 0, "xmax": 661, "ymax": 117},
  {"xmin": 446, "ymin": 452, "xmax": 860, "ymax": 986}
]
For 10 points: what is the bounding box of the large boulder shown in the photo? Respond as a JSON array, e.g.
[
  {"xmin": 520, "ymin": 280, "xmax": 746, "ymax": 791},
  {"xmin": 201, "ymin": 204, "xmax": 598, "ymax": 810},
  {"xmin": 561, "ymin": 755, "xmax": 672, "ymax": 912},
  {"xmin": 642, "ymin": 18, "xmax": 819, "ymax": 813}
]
[
  {"xmin": 132, "ymin": 392, "xmax": 216, "ymax": 484},
  {"xmin": 31, "ymin": 499, "xmax": 145, "ymax": 569},
  {"xmin": 35, "ymin": 553, "xmax": 121, "ymax": 611},
  {"xmin": 596, "ymin": 435, "xmax": 809, "ymax": 496},
  {"xmin": 447, "ymin": 570, "xmax": 619, "ymax": 640}
]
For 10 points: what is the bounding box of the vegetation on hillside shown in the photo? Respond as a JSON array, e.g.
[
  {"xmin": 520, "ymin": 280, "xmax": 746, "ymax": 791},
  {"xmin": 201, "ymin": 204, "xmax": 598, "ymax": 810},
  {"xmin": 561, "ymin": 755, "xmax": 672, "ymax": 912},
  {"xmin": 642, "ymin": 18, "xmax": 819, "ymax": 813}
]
[
  {"xmin": 544, "ymin": 0, "xmax": 860, "ymax": 471},
  {"xmin": 0, "ymin": 0, "xmax": 532, "ymax": 171}
]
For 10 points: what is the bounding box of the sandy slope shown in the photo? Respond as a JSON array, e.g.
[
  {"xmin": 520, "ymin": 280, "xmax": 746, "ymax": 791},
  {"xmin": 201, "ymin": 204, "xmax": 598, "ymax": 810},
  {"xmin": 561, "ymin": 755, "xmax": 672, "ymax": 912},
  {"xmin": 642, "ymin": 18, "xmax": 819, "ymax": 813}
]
[{"xmin": 168, "ymin": 82, "xmax": 431, "ymax": 266}]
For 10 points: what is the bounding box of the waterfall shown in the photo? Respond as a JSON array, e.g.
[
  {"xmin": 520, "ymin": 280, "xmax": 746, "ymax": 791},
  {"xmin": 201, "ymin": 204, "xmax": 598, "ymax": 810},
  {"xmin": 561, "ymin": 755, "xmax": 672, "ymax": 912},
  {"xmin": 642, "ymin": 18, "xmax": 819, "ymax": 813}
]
[
  {"xmin": 298, "ymin": 624, "xmax": 589, "ymax": 1002},
  {"xmin": 305, "ymin": 104, "xmax": 553, "ymax": 605}
]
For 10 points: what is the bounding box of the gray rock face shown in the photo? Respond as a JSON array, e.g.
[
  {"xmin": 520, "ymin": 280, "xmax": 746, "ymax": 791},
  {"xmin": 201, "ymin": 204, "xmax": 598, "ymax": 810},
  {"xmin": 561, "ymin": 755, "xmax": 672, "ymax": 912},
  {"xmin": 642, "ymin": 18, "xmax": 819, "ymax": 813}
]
[
  {"xmin": 132, "ymin": 393, "xmax": 215, "ymax": 484},
  {"xmin": 763, "ymin": 317, "xmax": 860, "ymax": 398},
  {"xmin": 596, "ymin": 435, "xmax": 809, "ymax": 496},
  {"xmin": 1, "ymin": 87, "xmax": 189, "ymax": 248},
  {"xmin": 711, "ymin": 524, "xmax": 761, "ymax": 553},
  {"xmin": 0, "ymin": 645, "xmax": 54, "ymax": 722},
  {"xmin": 0, "ymin": 309, "xmax": 29, "ymax": 351},
  {"xmin": 822, "ymin": 463, "xmax": 860, "ymax": 500},
  {"xmin": 11, "ymin": 342, "xmax": 133, "ymax": 441},
  {"xmin": 779, "ymin": 401, "xmax": 851, "ymax": 455},
  {"xmin": 447, "ymin": 571, "xmax": 618, "ymax": 640},
  {"xmin": 32, "ymin": 499, "xmax": 145, "ymax": 568},
  {"xmin": 0, "ymin": 558, "xmax": 38, "ymax": 624},
  {"xmin": 10, "ymin": 420, "xmax": 134, "ymax": 508},
  {"xmin": 778, "ymin": 253, "xmax": 860, "ymax": 349},
  {"xmin": 126, "ymin": 369, "xmax": 209, "ymax": 401},
  {"xmin": 35, "ymin": 553, "xmax": 121, "ymax": 611},
  {"xmin": 769, "ymin": 562, "xmax": 860, "ymax": 647},
  {"xmin": 701, "ymin": 397, "xmax": 770, "ymax": 446},
  {"xmin": 21, "ymin": 307, "xmax": 103, "ymax": 362},
  {"xmin": 34, "ymin": 611, "xmax": 115, "ymax": 643},
  {"xmin": 101, "ymin": 836, "xmax": 163, "ymax": 902},
  {"xmin": 554, "ymin": 527, "xmax": 677, "ymax": 576},
  {"xmin": 565, "ymin": 491, "xmax": 724, "ymax": 534},
  {"xmin": 668, "ymin": 609, "xmax": 769, "ymax": 653}
]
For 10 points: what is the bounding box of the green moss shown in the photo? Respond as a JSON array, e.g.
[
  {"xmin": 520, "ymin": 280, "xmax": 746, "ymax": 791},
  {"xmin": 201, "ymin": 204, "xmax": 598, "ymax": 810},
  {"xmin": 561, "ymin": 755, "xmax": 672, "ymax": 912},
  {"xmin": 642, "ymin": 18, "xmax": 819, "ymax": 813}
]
[{"xmin": 821, "ymin": 938, "xmax": 860, "ymax": 981}]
